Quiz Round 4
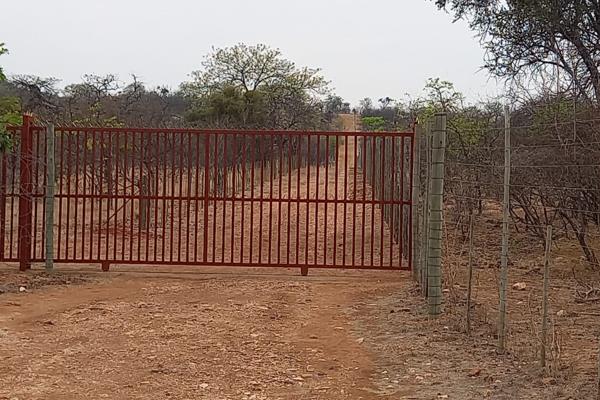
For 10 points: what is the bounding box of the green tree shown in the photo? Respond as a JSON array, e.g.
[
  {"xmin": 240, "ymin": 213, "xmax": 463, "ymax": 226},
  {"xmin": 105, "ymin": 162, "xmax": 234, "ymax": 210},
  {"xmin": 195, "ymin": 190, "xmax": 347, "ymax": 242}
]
[
  {"xmin": 361, "ymin": 116, "xmax": 386, "ymax": 131},
  {"xmin": 182, "ymin": 43, "xmax": 330, "ymax": 129},
  {"xmin": 0, "ymin": 43, "xmax": 20, "ymax": 151},
  {"xmin": 323, "ymin": 95, "xmax": 350, "ymax": 115},
  {"xmin": 423, "ymin": 78, "xmax": 463, "ymax": 113},
  {"xmin": 358, "ymin": 97, "xmax": 373, "ymax": 113},
  {"xmin": 434, "ymin": 0, "xmax": 600, "ymax": 103},
  {"xmin": 417, "ymin": 78, "xmax": 466, "ymax": 125},
  {"xmin": 0, "ymin": 43, "xmax": 6, "ymax": 83},
  {"xmin": 416, "ymin": 78, "xmax": 497, "ymax": 148}
]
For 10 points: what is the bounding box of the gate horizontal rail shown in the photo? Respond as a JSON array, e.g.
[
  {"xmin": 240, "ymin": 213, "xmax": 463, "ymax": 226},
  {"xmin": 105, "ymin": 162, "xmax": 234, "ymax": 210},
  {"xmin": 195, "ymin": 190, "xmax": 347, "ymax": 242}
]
[{"xmin": 1, "ymin": 121, "xmax": 414, "ymax": 273}]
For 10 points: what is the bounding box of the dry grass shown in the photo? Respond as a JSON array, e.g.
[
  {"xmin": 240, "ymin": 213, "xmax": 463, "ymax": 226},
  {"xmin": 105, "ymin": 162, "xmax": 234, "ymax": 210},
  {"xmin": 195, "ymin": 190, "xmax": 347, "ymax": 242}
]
[{"xmin": 442, "ymin": 203, "xmax": 600, "ymax": 398}]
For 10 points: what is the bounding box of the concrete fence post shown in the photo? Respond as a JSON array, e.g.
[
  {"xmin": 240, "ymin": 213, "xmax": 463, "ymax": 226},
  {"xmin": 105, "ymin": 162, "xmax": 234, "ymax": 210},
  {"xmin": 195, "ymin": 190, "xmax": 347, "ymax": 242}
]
[
  {"xmin": 45, "ymin": 124, "xmax": 55, "ymax": 271},
  {"xmin": 427, "ymin": 113, "xmax": 447, "ymax": 316},
  {"xmin": 498, "ymin": 105, "xmax": 511, "ymax": 352},
  {"xmin": 421, "ymin": 121, "xmax": 432, "ymax": 295}
]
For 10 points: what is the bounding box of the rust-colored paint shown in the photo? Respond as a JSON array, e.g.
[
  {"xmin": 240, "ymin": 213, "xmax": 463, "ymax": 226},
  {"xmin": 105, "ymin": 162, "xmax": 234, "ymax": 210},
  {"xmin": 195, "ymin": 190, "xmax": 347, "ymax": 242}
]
[{"xmin": 3, "ymin": 122, "xmax": 414, "ymax": 273}]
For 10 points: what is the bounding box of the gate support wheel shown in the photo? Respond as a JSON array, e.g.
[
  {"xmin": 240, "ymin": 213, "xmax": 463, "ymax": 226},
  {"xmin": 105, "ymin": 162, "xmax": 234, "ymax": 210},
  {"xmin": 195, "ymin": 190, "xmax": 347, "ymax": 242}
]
[
  {"xmin": 101, "ymin": 262, "xmax": 110, "ymax": 272},
  {"xmin": 300, "ymin": 266, "xmax": 308, "ymax": 277}
]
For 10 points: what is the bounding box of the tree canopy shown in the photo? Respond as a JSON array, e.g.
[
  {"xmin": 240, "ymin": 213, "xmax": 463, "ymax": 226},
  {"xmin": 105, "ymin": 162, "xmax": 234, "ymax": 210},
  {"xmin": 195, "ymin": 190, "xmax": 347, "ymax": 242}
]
[
  {"xmin": 181, "ymin": 44, "xmax": 330, "ymax": 129},
  {"xmin": 0, "ymin": 42, "xmax": 350, "ymax": 132},
  {"xmin": 435, "ymin": 0, "xmax": 600, "ymax": 104},
  {"xmin": 0, "ymin": 43, "xmax": 7, "ymax": 82},
  {"xmin": 0, "ymin": 43, "xmax": 20, "ymax": 151}
]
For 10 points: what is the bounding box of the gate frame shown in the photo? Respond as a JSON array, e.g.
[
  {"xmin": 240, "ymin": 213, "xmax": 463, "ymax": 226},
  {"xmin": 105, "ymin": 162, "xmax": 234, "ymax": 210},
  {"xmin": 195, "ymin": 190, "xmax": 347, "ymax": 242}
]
[{"xmin": 6, "ymin": 119, "xmax": 416, "ymax": 274}]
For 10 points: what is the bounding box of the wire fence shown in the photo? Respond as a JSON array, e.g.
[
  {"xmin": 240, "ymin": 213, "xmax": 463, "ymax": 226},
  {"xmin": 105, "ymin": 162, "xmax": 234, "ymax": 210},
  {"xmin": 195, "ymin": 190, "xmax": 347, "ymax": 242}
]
[{"xmin": 413, "ymin": 109, "xmax": 600, "ymax": 391}]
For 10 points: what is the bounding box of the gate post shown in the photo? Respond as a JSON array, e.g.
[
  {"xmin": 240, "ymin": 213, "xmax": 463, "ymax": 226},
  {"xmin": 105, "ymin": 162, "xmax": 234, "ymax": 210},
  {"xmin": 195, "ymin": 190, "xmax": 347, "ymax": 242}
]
[
  {"xmin": 45, "ymin": 124, "xmax": 55, "ymax": 271},
  {"xmin": 411, "ymin": 125, "xmax": 421, "ymax": 281},
  {"xmin": 0, "ymin": 144, "xmax": 7, "ymax": 261},
  {"xmin": 427, "ymin": 113, "xmax": 447, "ymax": 316},
  {"xmin": 18, "ymin": 114, "xmax": 33, "ymax": 271},
  {"xmin": 421, "ymin": 121, "xmax": 432, "ymax": 295}
]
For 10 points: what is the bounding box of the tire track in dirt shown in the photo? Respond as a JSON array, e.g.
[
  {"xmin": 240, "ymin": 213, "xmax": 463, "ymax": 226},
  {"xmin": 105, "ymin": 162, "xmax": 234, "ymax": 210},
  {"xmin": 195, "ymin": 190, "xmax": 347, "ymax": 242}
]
[{"xmin": 0, "ymin": 269, "xmax": 406, "ymax": 399}]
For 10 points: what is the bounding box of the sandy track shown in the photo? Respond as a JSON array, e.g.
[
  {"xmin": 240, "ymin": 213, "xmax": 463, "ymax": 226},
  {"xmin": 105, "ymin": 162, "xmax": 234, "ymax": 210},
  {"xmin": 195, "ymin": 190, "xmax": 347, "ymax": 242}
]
[{"xmin": 0, "ymin": 269, "xmax": 405, "ymax": 400}]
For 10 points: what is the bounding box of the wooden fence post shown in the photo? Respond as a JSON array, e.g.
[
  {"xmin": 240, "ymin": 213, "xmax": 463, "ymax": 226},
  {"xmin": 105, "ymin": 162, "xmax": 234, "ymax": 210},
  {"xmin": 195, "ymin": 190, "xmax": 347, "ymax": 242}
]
[
  {"xmin": 498, "ymin": 105, "xmax": 512, "ymax": 352},
  {"xmin": 427, "ymin": 113, "xmax": 447, "ymax": 316},
  {"xmin": 45, "ymin": 124, "xmax": 55, "ymax": 271}
]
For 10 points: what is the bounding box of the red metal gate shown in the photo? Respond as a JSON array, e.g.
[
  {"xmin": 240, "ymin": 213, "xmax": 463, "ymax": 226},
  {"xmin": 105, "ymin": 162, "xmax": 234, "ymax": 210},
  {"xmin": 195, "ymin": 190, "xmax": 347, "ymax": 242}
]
[{"xmin": 2, "ymin": 117, "xmax": 414, "ymax": 273}]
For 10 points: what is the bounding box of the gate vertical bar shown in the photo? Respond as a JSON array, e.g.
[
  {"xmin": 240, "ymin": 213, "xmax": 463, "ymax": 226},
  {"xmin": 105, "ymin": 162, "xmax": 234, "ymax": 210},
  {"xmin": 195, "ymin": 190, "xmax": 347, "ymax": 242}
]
[
  {"xmin": 286, "ymin": 134, "xmax": 292, "ymax": 264},
  {"xmin": 352, "ymin": 135, "xmax": 357, "ymax": 266},
  {"xmin": 361, "ymin": 134, "xmax": 366, "ymax": 266},
  {"xmin": 203, "ymin": 134, "xmax": 210, "ymax": 263},
  {"xmin": 45, "ymin": 124, "xmax": 55, "ymax": 271},
  {"xmin": 18, "ymin": 114, "xmax": 33, "ymax": 271},
  {"xmin": 390, "ymin": 136, "xmax": 396, "ymax": 267},
  {"xmin": 0, "ymin": 148, "xmax": 7, "ymax": 261},
  {"xmin": 407, "ymin": 129, "xmax": 415, "ymax": 270},
  {"xmin": 223, "ymin": 134, "xmax": 228, "ymax": 263},
  {"xmin": 259, "ymin": 135, "xmax": 264, "ymax": 264},
  {"xmin": 211, "ymin": 134, "xmax": 217, "ymax": 262},
  {"xmin": 231, "ymin": 134, "xmax": 237, "ymax": 263},
  {"xmin": 427, "ymin": 113, "xmax": 447, "ymax": 316},
  {"xmin": 305, "ymin": 135, "xmax": 311, "ymax": 269},
  {"xmin": 194, "ymin": 133, "xmax": 201, "ymax": 263},
  {"xmin": 315, "ymin": 134, "xmax": 321, "ymax": 266},
  {"xmin": 324, "ymin": 135, "xmax": 329, "ymax": 265}
]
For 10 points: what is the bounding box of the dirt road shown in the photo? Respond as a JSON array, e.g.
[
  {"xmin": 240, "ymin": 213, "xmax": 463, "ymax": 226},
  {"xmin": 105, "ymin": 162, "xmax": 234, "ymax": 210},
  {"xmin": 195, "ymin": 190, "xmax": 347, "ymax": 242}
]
[
  {"xmin": 1, "ymin": 266, "xmax": 580, "ymax": 400},
  {"xmin": 0, "ymin": 269, "xmax": 400, "ymax": 400}
]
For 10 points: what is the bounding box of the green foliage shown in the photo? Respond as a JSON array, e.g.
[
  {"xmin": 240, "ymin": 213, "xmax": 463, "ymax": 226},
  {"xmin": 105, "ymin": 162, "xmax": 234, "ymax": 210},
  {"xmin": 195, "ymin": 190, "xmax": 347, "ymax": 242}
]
[
  {"xmin": 434, "ymin": 0, "xmax": 600, "ymax": 103},
  {"xmin": 184, "ymin": 44, "xmax": 328, "ymax": 95},
  {"xmin": 0, "ymin": 43, "xmax": 19, "ymax": 152},
  {"xmin": 531, "ymin": 97, "xmax": 574, "ymax": 129},
  {"xmin": 361, "ymin": 116, "xmax": 386, "ymax": 132},
  {"xmin": 414, "ymin": 78, "xmax": 498, "ymax": 154},
  {"xmin": 182, "ymin": 44, "xmax": 330, "ymax": 129},
  {"xmin": 447, "ymin": 111, "xmax": 487, "ymax": 149},
  {"xmin": 418, "ymin": 78, "xmax": 464, "ymax": 123},
  {"xmin": 0, "ymin": 43, "xmax": 6, "ymax": 82},
  {"xmin": 75, "ymin": 115, "xmax": 124, "ymax": 129},
  {"xmin": 324, "ymin": 95, "xmax": 350, "ymax": 115},
  {"xmin": 184, "ymin": 85, "xmax": 267, "ymax": 127},
  {"xmin": 359, "ymin": 98, "xmax": 373, "ymax": 113}
]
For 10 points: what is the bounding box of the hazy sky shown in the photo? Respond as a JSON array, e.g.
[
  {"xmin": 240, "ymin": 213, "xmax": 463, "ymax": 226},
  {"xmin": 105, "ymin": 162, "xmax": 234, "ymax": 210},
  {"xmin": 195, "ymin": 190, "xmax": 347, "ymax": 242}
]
[{"xmin": 1, "ymin": 0, "xmax": 501, "ymax": 105}]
